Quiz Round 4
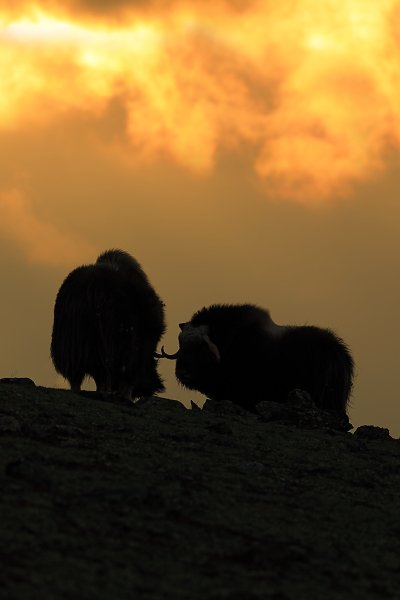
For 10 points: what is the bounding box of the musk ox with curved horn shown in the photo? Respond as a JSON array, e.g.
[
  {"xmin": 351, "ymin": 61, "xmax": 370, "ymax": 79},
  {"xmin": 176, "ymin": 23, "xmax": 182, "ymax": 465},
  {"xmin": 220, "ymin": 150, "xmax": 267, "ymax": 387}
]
[
  {"xmin": 51, "ymin": 249, "xmax": 165, "ymax": 400},
  {"xmin": 161, "ymin": 304, "xmax": 354, "ymax": 413}
]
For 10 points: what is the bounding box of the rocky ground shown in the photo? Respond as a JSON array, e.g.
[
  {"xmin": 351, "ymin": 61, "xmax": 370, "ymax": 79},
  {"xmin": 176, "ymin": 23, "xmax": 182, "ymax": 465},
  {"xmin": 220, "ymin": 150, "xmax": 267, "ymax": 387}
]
[{"xmin": 1, "ymin": 379, "xmax": 400, "ymax": 600}]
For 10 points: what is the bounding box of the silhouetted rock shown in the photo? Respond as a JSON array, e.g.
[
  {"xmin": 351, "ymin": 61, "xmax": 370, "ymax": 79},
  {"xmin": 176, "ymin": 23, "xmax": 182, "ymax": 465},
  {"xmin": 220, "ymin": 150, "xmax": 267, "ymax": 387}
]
[
  {"xmin": 256, "ymin": 389, "xmax": 353, "ymax": 432},
  {"xmin": 353, "ymin": 425, "xmax": 392, "ymax": 440},
  {"xmin": 0, "ymin": 383, "xmax": 399, "ymax": 599},
  {"xmin": 0, "ymin": 377, "xmax": 36, "ymax": 387}
]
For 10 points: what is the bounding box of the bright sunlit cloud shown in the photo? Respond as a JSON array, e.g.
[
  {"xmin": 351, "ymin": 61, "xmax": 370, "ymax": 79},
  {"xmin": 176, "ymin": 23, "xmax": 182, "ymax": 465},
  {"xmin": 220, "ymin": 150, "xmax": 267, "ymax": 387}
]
[{"xmin": 1, "ymin": 1, "xmax": 400, "ymax": 200}]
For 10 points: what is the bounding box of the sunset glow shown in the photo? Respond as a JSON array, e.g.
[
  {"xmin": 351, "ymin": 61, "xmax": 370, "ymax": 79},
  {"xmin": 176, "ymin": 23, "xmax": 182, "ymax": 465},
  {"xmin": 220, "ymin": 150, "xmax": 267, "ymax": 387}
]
[
  {"xmin": 0, "ymin": 190, "xmax": 97, "ymax": 266},
  {"xmin": 1, "ymin": 1, "xmax": 400, "ymax": 200}
]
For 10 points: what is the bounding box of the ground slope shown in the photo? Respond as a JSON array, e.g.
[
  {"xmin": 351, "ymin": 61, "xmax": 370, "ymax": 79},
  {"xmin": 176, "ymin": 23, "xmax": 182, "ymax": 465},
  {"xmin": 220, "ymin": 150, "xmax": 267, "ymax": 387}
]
[{"xmin": 0, "ymin": 381, "xmax": 399, "ymax": 599}]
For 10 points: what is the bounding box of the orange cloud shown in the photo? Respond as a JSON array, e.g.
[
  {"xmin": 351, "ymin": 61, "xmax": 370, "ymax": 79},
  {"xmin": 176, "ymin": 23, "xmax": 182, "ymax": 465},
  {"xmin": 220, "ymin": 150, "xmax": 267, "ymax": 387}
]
[
  {"xmin": 0, "ymin": 189, "xmax": 97, "ymax": 266},
  {"xmin": 1, "ymin": 1, "xmax": 399, "ymax": 200}
]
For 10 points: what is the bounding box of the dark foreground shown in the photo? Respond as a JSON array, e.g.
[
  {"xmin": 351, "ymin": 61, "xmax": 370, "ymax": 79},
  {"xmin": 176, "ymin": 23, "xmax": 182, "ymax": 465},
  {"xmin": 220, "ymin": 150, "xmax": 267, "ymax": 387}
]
[{"xmin": 1, "ymin": 381, "xmax": 399, "ymax": 599}]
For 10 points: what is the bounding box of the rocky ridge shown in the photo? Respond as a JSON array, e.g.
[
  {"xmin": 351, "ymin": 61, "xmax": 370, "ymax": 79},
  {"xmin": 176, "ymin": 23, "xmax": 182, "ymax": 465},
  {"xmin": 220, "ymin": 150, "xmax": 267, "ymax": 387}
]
[{"xmin": 0, "ymin": 379, "xmax": 399, "ymax": 599}]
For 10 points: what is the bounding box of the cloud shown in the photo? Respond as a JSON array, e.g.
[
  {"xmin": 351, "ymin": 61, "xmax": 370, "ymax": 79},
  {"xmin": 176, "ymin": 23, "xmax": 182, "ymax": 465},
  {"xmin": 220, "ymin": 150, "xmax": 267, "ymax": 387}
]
[
  {"xmin": 0, "ymin": 1, "xmax": 399, "ymax": 200},
  {"xmin": 0, "ymin": 189, "xmax": 97, "ymax": 267},
  {"xmin": 1, "ymin": 0, "xmax": 256, "ymax": 20}
]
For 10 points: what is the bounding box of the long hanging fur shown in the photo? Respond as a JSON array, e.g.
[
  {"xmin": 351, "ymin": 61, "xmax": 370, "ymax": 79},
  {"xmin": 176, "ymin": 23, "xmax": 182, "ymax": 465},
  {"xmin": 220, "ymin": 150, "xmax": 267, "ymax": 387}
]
[
  {"xmin": 173, "ymin": 304, "xmax": 354, "ymax": 413},
  {"xmin": 51, "ymin": 249, "xmax": 165, "ymax": 399}
]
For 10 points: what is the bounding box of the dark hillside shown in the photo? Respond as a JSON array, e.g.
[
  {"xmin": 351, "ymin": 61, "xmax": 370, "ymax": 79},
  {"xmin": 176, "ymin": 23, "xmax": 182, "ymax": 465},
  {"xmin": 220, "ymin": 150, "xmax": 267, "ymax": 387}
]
[{"xmin": 1, "ymin": 381, "xmax": 399, "ymax": 599}]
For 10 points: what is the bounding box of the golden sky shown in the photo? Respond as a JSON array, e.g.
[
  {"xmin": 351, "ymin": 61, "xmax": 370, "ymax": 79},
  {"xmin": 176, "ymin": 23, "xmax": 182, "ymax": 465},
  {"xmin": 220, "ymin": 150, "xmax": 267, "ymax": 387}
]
[{"xmin": 0, "ymin": 1, "xmax": 399, "ymax": 433}]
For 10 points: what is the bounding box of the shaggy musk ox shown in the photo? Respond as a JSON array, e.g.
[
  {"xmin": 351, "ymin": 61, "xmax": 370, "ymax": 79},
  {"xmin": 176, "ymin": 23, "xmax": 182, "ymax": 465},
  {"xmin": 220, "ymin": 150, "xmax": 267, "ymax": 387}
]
[
  {"xmin": 51, "ymin": 249, "xmax": 165, "ymax": 400},
  {"xmin": 161, "ymin": 304, "xmax": 354, "ymax": 413}
]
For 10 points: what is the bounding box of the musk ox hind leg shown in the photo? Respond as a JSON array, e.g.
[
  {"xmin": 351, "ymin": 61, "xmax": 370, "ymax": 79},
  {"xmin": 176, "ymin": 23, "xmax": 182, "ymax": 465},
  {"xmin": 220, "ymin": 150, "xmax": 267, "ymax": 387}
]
[{"xmin": 51, "ymin": 264, "xmax": 108, "ymax": 393}]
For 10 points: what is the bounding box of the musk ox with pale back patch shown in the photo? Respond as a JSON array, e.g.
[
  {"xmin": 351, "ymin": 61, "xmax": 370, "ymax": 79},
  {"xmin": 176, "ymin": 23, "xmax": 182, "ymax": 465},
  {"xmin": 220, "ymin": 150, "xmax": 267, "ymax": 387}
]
[
  {"xmin": 161, "ymin": 304, "xmax": 354, "ymax": 413},
  {"xmin": 51, "ymin": 249, "xmax": 165, "ymax": 400}
]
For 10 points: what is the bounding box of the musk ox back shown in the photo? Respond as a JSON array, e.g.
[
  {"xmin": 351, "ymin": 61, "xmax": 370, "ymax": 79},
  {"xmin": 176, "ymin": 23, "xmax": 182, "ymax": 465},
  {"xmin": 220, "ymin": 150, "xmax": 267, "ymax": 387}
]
[
  {"xmin": 51, "ymin": 249, "xmax": 165, "ymax": 399},
  {"xmin": 162, "ymin": 304, "xmax": 354, "ymax": 413}
]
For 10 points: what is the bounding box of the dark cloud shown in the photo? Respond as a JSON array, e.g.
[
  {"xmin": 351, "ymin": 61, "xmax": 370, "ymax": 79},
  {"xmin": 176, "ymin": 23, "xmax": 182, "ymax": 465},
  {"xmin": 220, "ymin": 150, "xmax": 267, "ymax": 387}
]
[
  {"xmin": 66, "ymin": 0, "xmax": 257, "ymax": 13},
  {"xmin": 2, "ymin": 0, "xmax": 258, "ymax": 20}
]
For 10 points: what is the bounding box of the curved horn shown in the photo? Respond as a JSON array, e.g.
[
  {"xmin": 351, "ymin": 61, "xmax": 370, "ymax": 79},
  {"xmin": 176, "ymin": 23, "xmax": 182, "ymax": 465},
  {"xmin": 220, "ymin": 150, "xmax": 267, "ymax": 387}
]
[{"xmin": 160, "ymin": 346, "xmax": 180, "ymax": 360}]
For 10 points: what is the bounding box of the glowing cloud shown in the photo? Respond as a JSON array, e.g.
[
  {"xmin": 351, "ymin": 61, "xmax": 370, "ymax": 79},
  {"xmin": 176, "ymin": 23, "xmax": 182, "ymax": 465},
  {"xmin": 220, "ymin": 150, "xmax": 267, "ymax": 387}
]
[
  {"xmin": 0, "ymin": 189, "xmax": 97, "ymax": 266},
  {"xmin": 1, "ymin": 1, "xmax": 400, "ymax": 200}
]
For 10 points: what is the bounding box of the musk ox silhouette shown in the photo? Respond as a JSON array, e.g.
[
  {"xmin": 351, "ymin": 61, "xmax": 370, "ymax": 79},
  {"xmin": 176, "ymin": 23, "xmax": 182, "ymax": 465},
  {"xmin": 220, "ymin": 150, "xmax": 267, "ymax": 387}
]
[
  {"xmin": 51, "ymin": 249, "xmax": 165, "ymax": 400},
  {"xmin": 161, "ymin": 304, "xmax": 354, "ymax": 413}
]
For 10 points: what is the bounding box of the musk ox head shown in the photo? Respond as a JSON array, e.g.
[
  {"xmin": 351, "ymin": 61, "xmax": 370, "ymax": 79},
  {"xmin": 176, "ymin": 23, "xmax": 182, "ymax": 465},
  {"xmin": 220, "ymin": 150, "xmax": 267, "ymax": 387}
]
[{"xmin": 160, "ymin": 323, "xmax": 221, "ymax": 394}]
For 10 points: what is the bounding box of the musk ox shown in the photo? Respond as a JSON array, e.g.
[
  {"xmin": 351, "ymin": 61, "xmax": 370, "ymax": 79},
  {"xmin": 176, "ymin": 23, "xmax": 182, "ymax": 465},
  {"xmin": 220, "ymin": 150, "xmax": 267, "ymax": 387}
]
[
  {"xmin": 51, "ymin": 249, "xmax": 165, "ymax": 400},
  {"xmin": 161, "ymin": 304, "xmax": 354, "ymax": 413}
]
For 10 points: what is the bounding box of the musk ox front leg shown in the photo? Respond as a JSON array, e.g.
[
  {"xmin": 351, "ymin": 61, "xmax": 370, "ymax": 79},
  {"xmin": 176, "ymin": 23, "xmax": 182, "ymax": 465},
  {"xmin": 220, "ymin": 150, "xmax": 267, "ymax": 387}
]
[{"xmin": 68, "ymin": 373, "xmax": 85, "ymax": 394}]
